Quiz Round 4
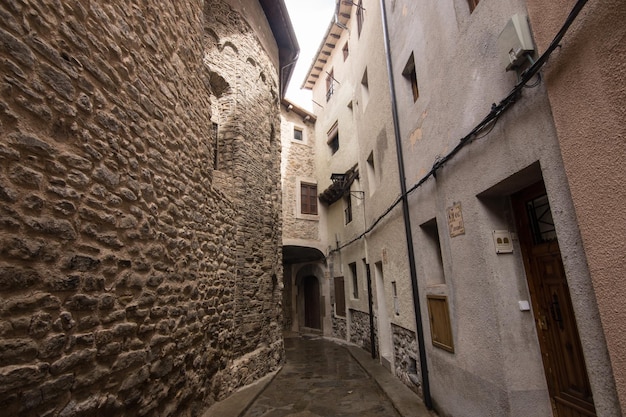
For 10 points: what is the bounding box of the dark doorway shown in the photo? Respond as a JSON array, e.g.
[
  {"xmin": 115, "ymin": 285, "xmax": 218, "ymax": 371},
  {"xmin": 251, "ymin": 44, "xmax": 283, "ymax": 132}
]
[
  {"xmin": 513, "ymin": 182, "xmax": 596, "ymax": 417},
  {"xmin": 303, "ymin": 275, "xmax": 321, "ymax": 329}
]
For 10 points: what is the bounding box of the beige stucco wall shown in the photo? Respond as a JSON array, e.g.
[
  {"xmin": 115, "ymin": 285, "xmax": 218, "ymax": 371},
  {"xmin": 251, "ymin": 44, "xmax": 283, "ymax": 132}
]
[{"xmin": 526, "ymin": 0, "xmax": 626, "ymax": 412}]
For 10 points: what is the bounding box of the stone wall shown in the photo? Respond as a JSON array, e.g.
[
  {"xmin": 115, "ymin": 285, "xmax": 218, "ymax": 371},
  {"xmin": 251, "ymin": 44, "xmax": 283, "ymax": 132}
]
[
  {"xmin": 332, "ymin": 313, "xmax": 347, "ymax": 340},
  {"xmin": 0, "ymin": 1, "xmax": 283, "ymax": 416},
  {"xmin": 392, "ymin": 324, "xmax": 420, "ymax": 395},
  {"xmin": 349, "ymin": 308, "xmax": 376, "ymax": 353}
]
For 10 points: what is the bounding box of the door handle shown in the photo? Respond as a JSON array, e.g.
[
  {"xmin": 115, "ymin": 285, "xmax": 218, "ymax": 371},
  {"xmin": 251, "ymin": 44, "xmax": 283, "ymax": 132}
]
[{"xmin": 550, "ymin": 294, "xmax": 564, "ymax": 330}]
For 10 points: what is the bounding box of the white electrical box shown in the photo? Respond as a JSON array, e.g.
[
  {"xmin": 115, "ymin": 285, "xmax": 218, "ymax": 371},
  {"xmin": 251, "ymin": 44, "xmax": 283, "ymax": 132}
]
[
  {"xmin": 497, "ymin": 14, "xmax": 535, "ymax": 71},
  {"xmin": 493, "ymin": 230, "xmax": 514, "ymax": 254}
]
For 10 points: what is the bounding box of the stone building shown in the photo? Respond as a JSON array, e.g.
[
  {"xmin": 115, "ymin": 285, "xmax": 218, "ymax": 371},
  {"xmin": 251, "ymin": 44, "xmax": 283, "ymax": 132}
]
[
  {"xmin": 294, "ymin": 0, "xmax": 625, "ymax": 416},
  {"xmin": 0, "ymin": 1, "xmax": 296, "ymax": 416}
]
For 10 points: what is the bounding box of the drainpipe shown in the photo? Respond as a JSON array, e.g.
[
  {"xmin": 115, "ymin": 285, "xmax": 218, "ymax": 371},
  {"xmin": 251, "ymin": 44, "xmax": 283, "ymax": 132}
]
[{"xmin": 379, "ymin": 0, "xmax": 432, "ymax": 409}]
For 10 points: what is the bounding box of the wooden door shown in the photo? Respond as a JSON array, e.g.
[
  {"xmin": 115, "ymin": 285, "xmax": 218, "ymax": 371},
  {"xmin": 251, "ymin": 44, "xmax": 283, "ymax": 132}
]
[
  {"xmin": 513, "ymin": 183, "xmax": 596, "ymax": 417},
  {"xmin": 304, "ymin": 276, "xmax": 320, "ymax": 329}
]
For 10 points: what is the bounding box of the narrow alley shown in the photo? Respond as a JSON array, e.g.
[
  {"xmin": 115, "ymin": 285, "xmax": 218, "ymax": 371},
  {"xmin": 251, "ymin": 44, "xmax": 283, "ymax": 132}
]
[{"xmin": 205, "ymin": 335, "xmax": 432, "ymax": 417}]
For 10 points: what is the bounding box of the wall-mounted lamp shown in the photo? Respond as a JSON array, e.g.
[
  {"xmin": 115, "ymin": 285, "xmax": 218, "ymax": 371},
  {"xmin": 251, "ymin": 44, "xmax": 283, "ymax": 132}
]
[{"xmin": 342, "ymin": 0, "xmax": 365, "ymax": 9}]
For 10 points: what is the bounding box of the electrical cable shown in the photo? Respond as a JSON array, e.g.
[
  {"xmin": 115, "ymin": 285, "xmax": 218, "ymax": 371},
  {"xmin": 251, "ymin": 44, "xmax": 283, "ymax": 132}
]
[{"xmin": 330, "ymin": 0, "xmax": 588, "ymax": 254}]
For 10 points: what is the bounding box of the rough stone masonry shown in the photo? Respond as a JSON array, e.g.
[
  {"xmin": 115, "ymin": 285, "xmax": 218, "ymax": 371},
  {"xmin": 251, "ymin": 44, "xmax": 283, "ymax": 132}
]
[{"xmin": 0, "ymin": 0, "xmax": 284, "ymax": 416}]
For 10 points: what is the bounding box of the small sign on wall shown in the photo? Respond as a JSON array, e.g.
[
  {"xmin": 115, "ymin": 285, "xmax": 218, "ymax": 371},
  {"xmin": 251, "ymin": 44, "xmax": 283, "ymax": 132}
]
[{"xmin": 447, "ymin": 202, "xmax": 465, "ymax": 237}]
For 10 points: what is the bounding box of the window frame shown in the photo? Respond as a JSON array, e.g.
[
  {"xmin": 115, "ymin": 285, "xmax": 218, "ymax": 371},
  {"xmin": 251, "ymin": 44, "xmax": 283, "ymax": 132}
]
[
  {"xmin": 349, "ymin": 262, "xmax": 359, "ymax": 299},
  {"xmin": 326, "ymin": 69, "xmax": 335, "ymax": 102},
  {"xmin": 299, "ymin": 181, "xmax": 318, "ymax": 216},
  {"xmin": 293, "ymin": 125, "xmax": 304, "ymax": 143},
  {"xmin": 344, "ymin": 193, "xmax": 353, "ymax": 225},
  {"xmin": 467, "ymin": 0, "xmax": 480, "ymax": 13},
  {"xmin": 356, "ymin": 0, "xmax": 364, "ymax": 37},
  {"xmin": 327, "ymin": 121, "xmax": 339, "ymax": 155},
  {"xmin": 402, "ymin": 53, "xmax": 419, "ymax": 102},
  {"xmin": 334, "ymin": 276, "xmax": 346, "ymax": 317}
]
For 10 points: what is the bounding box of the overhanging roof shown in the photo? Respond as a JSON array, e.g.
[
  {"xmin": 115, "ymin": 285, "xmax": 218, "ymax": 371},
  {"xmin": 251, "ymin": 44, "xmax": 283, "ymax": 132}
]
[
  {"xmin": 302, "ymin": 1, "xmax": 352, "ymax": 90},
  {"xmin": 259, "ymin": 0, "xmax": 300, "ymax": 98}
]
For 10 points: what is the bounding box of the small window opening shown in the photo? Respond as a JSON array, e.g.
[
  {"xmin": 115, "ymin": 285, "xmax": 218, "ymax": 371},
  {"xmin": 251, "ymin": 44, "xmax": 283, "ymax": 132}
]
[
  {"xmin": 294, "ymin": 126, "xmax": 303, "ymax": 141},
  {"xmin": 467, "ymin": 0, "xmax": 480, "ymax": 13},
  {"xmin": 327, "ymin": 122, "xmax": 339, "ymax": 155},
  {"xmin": 356, "ymin": 0, "xmax": 364, "ymax": 36},
  {"xmin": 392, "ymin": 281, "xmax": 399, "ymax": 315},
  {"xmin": 350, "ymin": 262, "xmax": 358, "ymax": 299},
  {"xmin": 344, "ymin": 194, "xmax": 353, "ymax": 225},
  {"xmin": 402, "ymin": 53, "xmax": 419, "ymax": 102},
  {"xmin": 361, "ymin": 69, "xmax": 370, "ymax": 109},
  {"xmin": 212, "ymin": 122, "xmax": 219, "ymax": 169},
  {"xmin": 366, "ymin": 151, "xmax": 376, "ymax": 193},
  {"xmin": 326, "ymin": 69, "xmax": 335, "ymax": 102},
  {"xmin": 343, "ymin": 42, "xmax": 349, "ymax": 60}
]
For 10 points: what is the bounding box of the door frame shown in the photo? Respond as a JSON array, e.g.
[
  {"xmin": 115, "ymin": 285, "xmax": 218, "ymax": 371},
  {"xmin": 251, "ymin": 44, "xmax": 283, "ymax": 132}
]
[{"xmin": 512, "ymin": 181, "xmax": 596, "ymax": 417}]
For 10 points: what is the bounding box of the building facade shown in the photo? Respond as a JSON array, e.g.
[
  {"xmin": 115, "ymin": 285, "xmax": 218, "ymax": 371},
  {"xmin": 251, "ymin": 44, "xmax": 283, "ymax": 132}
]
[
  {"xmin": 294, "ymin": 0, "xmax": 624, "ymax": 416},
  {"xmin": 0, "ymin": 1, "xmax": 296, "ymax": 416}
]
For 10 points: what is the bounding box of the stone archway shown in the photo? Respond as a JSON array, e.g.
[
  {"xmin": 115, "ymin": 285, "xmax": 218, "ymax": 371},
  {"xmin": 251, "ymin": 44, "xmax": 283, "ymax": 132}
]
[{"xmin": 293, "ymin": 263, "xmax": 326, "ymax": 334}]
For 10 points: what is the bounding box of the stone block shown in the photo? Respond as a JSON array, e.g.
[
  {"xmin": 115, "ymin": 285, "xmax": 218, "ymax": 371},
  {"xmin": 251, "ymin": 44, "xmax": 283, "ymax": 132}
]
[
  {"xmin": 0, "ymin": 266, "xmax": 41, "ymax": 290},
  {"xmin": 0, "ymin": 363, "xmax": 48, "ymax": 394},
  {"xmin": 0, "ymin": 338, "xmax": 38, "ymax": 365},
  {"xmin": 111, "ymin": 350, "xmax": 147, "ymax": 371},
  {"xmin": 49, "ymin": 349, "xmax": 96, "ymax": 375},
  {"xmin": 65, "ymin": 294, "xmax": 98, "ymax": 311}
]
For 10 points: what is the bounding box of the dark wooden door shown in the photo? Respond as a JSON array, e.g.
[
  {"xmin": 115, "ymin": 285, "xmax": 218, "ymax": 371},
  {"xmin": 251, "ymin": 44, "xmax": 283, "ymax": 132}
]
[
  {"xmin": 513, "ymin": 183, "xmax": 596, "ymax": 417},
  {"xmin": 304, "ymin": 276, "xmax": 320, "ymax": 329}
]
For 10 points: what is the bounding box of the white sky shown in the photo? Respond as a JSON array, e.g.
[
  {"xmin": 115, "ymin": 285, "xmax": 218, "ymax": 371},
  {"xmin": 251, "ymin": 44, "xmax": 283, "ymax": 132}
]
[{"xmin": 284, "ymin": 0, "xmax": 337, "ymax": 111}]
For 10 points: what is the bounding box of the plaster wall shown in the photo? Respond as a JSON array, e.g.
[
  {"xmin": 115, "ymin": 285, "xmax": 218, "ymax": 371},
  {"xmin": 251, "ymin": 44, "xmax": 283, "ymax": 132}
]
[
  {"xmin": 308, "ymin": 0, "xmax": 415, "ymax": 364},
  {"xmin": 384, "ymin": 0, "xmax": 619, "ymax": 415},
  {"xmin": 525, "ymin": 1, "xmax": 626, "ymax": 412}
]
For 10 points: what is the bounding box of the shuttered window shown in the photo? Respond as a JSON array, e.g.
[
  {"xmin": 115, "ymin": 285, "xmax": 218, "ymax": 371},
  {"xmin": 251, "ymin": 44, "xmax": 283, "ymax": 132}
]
[
  {"xmin": 427, "ymin": 295, "xmax": 454, "ymax": 352},
  {"xmin": 301, "ymin": 183, "xmax": 318, "ymax": 215},
  {"xmin": 334, "ymin": 277, "xmax": 346, "ymax": 317}
]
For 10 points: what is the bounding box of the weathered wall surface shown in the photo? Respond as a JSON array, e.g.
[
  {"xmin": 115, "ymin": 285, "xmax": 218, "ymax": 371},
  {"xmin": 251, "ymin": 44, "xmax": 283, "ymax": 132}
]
[
  {"xmin": 0, "ymin": 0, "xmax": 283, "ymax": 416},
  {"xmin": 525, "ymin": 0, "xmax": 626, "ymax": 412}
]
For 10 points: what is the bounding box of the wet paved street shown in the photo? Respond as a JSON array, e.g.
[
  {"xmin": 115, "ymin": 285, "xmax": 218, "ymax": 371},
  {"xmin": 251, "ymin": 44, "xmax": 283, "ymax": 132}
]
[{"xmin": 242, "ymin": 336, "xmax": 401, "ymax": 417}]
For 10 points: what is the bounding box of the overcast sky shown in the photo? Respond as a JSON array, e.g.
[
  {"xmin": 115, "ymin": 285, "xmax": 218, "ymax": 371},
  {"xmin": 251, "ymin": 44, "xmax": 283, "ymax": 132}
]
[{"xmin": 284, "ymin": 0, "xmax": 336, "ymax": 110}]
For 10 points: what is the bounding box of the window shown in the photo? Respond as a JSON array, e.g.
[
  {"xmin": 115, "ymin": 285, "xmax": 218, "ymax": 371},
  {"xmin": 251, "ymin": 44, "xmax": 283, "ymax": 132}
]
[
  {"xmin": 300, "ymin": 183, "xmax": 318, "ymax": 215},
  {"xmin": 326, "ymin": 69, "xmax": 335, "ymax": 102},
  {"xmin": 361, "ymin": 69, "xmax": 369, "ymax": 109},
  {"xmin": 294, "ymin": 126, "xmax": 303, "ymax": 141},
  {"xmin": 427, "ymin": 295, "xmax": 454, "ymax": 352},
  {"xmin": 344, "ymin": 194, "xmax": 353, "ymax": 224},
  {"xmin": 327, "ymin": 122, "xmax": 339, "ymax": 154},
  {"xmin": 366, "ymin": 151, "xmax": 375, "ymax": 193},
  {"xmin": 467, "ymin": 0, "xmax": 479, "ymax": 13},
  {"xmin": 334, "ymin": 277, "xmax": 346, "ymax": 317},
  {"xmin": 402, "ymin": 53, "xmax": 419, "ymax": 102},
  {"xmin": 349, "ymin": 262, "xmax": 358, "ymax": 299},
  {"xmin": 392, "ymin": 282, "xmax": 399, "ymax": 315},
  {"xmin": 342, "ymin": 42, "xmax": 349, "ymax": 60},
  {"xmin": 356, "ymin": 0, "xmax": 364, "ymax": 37},
  {"xmin": 212, "ymin": 122, "xmax": 219, "ymax": 169},
  {"xmin": 420, "ymin": 218, "xmax": 445, "ymax": 285}
]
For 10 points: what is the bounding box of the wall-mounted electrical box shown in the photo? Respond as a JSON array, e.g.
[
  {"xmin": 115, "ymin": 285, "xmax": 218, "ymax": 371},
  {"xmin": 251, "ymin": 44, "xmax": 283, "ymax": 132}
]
[
  {"xmin": 493, "ymin": 230, "xmax": 514, "ymax": 254},
  {"xmin": 497, "ymin": 14, "xmax": 535, "ymax": 71}
]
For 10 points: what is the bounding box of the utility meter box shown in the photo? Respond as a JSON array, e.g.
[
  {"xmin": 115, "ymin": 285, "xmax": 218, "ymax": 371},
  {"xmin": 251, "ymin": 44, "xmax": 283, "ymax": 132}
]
[{"xmin": 497, "ymin": 14, "xmax": 535, "ymax": 71}]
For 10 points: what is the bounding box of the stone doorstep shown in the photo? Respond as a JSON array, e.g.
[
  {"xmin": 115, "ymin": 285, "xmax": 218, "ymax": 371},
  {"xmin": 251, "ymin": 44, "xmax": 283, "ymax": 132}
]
[
  {"xmin": 200, "ymin": 369, "xmax": 280, "ymax": 417},
  {"xmin": 346, "ymin": 345, "xmax": 435, "ymax": 417}
]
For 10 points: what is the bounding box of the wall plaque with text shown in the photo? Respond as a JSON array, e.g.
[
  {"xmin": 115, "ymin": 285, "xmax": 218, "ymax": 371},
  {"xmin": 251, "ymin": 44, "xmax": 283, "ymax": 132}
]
[{"xmin": 447, "ymin": 202, "xmax": 465, "ymax": 237}]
